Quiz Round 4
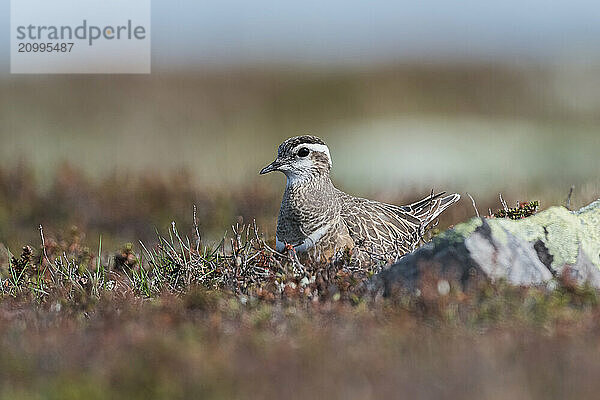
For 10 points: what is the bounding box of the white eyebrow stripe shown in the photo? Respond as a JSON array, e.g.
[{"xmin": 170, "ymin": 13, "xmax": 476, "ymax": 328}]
[{"xmin": 292, "ymin": 143, "xmax": 332, "ymax": 166}]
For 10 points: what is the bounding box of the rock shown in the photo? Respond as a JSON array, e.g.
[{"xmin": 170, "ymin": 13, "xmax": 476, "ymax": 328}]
[{"xmin": 371, "ymin": 199, "xmax": 600, "ymax": 296}]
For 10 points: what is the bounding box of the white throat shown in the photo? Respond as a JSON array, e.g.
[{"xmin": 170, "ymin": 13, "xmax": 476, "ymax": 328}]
[{"xmin": 285, "ymin": 172, "xmax": 311, "ymax": 187}]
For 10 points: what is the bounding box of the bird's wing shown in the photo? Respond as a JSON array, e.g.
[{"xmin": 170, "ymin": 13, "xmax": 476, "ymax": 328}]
[
  {"xmin": 338, "ymin": 191, "xmax": 460, "ymax": 256},
  {"xmin": 338, "ymin": 193, "xmax": 419, "ymax": 255}
]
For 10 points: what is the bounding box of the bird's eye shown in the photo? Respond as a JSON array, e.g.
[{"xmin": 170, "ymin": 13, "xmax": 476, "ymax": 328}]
[{"xmin": 297, "ymin": 147, "xmax": 310, "ymax": 157}]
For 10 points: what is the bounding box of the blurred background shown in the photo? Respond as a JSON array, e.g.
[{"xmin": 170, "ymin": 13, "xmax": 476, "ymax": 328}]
[{"xmin": 0, "ymin": 0, "xmax": 599, "ymax": 249}]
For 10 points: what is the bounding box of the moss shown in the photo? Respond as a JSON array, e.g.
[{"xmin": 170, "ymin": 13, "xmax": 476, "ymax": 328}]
[
  {"xmin": 488, "ymin": 221, "xmax": 509, "ymax": 245},
  {"xmin": 440, "ymin": 217, "xmax": 483, "ymax": 244},
  {"xmin": 576, "ymin": 199, "xmax": 600, "ymax": 269},
  {"xmin": 437, "ymin": 200, "xmax": 600, "ymax": 273},
  {"xmin": 490, "ymin": 202, "xmax": 600, "ymax": 270}
]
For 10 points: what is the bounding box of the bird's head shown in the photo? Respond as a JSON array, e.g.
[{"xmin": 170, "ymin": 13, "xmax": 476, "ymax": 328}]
[{"xmin": 260, "ymin": 135, "xmax": 332, "ymax": 184}]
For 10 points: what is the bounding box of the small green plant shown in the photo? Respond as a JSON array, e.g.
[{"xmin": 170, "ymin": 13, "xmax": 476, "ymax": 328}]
[{"xmin": 492, "ymin": 200, "xmax": 540, "ymax": 220}]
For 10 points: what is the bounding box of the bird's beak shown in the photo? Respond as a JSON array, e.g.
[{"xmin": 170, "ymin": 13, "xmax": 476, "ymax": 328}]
[{"xmin": 259, "ymin": 159, "xmax": 281, "ymax": 175}]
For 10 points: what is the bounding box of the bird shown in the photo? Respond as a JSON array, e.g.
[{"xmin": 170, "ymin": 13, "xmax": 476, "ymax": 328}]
[{"xmin": 260, "ymin": 135, "xmax": 460, "ymax": 264}]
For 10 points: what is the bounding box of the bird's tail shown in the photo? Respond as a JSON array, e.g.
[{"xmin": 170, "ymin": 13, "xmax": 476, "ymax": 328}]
[{"xmin": 406, "ymin": 191, "xmax": 461, "ymax": 228}]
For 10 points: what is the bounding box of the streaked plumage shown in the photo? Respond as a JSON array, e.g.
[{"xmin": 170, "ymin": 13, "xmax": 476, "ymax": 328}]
[{"xmin": 260, "ymin": 135, "xmax": 460, "ymax": 263}]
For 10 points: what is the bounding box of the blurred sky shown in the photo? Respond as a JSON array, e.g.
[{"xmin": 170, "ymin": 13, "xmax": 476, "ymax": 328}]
[{"xmin": 2, "ymin": 0, "xmax": 600, "ymax": 72}]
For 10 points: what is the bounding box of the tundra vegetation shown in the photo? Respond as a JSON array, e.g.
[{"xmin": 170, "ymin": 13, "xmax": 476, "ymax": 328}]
[
  {"xmin": 1, "ymin": 164, "xmax": 600, "ymax": 400},
  {"xmin": 1, "ymin": 67, "xmax": 599, "ymax": 398}
]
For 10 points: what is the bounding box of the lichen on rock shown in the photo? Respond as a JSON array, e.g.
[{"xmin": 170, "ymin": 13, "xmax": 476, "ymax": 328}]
[{"xmin": 372, "ymin": 199, "xmax": 600, "ymax": 295}]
